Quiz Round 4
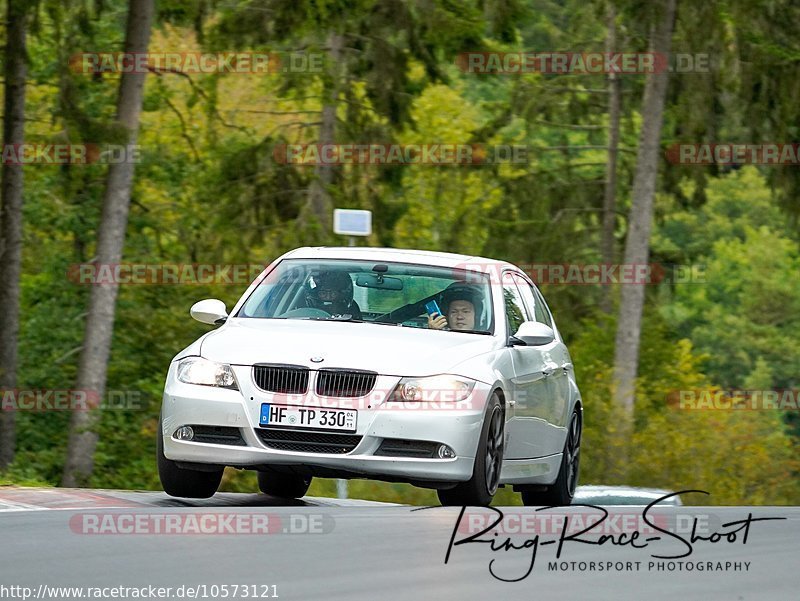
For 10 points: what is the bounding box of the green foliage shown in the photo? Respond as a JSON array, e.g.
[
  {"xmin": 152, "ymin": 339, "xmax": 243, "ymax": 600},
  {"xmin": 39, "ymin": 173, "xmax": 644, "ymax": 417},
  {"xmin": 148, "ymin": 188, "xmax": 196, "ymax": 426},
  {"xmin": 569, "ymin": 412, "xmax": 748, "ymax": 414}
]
[
  {"xmin": 629, "ymin": 408, "xmax": 800, "ymax": 505},
  {"xmin": 393, "ymin": 85, "xmax": 503, "ymax": 253},
  {"xmin": 570, "ymin": 311, "xmax": 800, "ymax": 504},
  {"xmin": 3, "ymin": 0, "xmax": 799, "ymax": 507},
  {"xmin": 655, "ymin": 168, "xmax": 800, "ymax": 389}
]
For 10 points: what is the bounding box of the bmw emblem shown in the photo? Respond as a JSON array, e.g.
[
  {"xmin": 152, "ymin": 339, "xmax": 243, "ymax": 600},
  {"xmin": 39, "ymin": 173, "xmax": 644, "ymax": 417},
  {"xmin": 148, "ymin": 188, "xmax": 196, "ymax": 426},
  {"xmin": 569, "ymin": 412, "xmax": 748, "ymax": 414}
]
[{"xmin": 310, "ymin": 356, "xmax": 324, "ymax": 363}]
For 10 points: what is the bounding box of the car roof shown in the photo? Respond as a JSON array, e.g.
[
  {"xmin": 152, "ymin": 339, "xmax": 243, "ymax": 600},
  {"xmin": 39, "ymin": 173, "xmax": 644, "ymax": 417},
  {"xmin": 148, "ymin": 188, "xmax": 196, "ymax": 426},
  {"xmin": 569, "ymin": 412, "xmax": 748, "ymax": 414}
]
[
  {"xmin": 574, "ymin": 485, "xmax": 678, "ymax": 498},
  {"xmin": 280, "ymin": 246, "xmax": 519, "ymax": 272}
]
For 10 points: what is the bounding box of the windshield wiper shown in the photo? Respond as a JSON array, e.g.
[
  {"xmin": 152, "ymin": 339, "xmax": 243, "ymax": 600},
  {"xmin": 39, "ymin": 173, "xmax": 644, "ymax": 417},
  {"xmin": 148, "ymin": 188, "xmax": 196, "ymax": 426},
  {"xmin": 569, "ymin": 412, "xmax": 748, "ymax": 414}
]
[{"xmin": 290, "ymin": 315, "xmax": 365, "ymax": 322}]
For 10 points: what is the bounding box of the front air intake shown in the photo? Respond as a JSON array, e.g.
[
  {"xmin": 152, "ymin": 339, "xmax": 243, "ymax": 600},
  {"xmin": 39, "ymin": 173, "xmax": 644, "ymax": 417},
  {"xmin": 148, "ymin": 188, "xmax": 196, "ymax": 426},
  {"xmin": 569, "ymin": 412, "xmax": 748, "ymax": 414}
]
[
  {"xmin": 253, "ymin": 364, "xmax": 309, "ymax": 394},
  {"xmin": 315, "ymin": 369, "xmax": 377, "ymax": 398}
]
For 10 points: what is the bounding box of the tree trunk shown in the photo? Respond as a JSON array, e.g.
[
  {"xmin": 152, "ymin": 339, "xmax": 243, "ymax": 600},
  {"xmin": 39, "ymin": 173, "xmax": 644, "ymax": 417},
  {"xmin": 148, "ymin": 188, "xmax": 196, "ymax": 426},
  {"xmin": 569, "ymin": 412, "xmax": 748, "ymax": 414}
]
[
  {"xmin": 0, "ymin": 0, "xmax": 28, "ymax": 470},
  {"xmin": 61, "ymin": 0, "xmax": 154, "ymax": 487},
  {"xmin": 307, "ymin": 31, "xmax": 343, "ymax": 233},
  {"xmin": 612, "ymin": 0, "xmax": 677, "ymax": 419},
  {"xmin": 600, "ymin": 4, "xmax": 622, "ymax": 314}
]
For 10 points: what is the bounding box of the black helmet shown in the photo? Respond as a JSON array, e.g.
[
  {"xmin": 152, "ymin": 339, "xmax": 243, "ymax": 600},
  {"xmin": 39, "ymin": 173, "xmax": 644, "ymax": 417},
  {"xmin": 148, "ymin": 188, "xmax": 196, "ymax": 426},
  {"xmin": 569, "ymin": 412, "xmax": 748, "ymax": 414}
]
[{"xmin": 306, "ymin": 270, "xmax": 355, "ymax": 314}]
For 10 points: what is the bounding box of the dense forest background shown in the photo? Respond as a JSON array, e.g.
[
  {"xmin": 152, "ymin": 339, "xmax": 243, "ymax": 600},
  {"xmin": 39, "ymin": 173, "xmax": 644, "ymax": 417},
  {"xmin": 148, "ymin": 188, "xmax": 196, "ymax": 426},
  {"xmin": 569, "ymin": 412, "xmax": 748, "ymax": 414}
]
[{"xmin": 1, "ymin": 0, "xmax": 799, "ymax": 505}]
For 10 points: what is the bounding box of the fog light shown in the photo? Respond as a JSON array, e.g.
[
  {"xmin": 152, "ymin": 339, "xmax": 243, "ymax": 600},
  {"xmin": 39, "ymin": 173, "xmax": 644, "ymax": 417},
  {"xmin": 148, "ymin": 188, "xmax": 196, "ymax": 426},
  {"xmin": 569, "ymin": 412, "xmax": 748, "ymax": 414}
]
[
  {"xmin": 437, "ymin": 444, "xmax": 456, "ymax": 459},
  {"xmin": 174, "ymin": 426, "xmax": 194, "ymax": 441}
]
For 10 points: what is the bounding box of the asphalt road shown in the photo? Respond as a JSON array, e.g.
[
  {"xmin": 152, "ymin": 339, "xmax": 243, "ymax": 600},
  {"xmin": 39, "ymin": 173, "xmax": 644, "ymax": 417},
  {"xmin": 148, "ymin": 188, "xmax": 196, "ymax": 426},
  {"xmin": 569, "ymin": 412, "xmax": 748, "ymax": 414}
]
[{"xmin": 0, "ymin": 487, "xmax": 797, "ymax": 601}]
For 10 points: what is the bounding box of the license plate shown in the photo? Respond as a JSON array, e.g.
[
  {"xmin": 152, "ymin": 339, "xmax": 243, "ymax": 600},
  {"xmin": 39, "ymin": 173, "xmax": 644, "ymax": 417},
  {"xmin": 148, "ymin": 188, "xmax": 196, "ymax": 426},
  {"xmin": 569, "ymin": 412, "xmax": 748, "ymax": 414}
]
[{"xmin": 259, "ymin": 403, "xmax": 357, "ymax": 432}]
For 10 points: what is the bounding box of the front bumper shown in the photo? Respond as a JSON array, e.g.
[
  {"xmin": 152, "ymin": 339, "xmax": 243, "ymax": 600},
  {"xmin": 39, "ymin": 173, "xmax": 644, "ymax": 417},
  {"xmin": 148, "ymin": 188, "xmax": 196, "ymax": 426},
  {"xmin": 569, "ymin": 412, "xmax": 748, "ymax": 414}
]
[{"xmin": 161, "ymin": 365, "xmax": 492, "ymax": 484}]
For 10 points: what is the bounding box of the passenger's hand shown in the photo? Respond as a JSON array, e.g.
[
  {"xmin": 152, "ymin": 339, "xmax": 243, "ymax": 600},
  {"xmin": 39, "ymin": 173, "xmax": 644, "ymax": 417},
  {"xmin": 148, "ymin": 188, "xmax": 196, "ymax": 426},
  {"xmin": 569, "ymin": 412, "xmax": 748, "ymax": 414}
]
[{"xmin": 427, "ymin": 313, "xmax": 448, "ymax": 330}]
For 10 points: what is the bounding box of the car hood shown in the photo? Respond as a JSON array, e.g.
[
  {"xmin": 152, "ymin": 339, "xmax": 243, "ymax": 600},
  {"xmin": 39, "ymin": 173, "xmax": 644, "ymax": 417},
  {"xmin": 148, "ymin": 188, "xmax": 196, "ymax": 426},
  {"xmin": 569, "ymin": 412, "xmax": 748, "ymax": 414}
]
[{"xmin": 199, "ymin": 318, "xmax": 498, "ymax": 378}]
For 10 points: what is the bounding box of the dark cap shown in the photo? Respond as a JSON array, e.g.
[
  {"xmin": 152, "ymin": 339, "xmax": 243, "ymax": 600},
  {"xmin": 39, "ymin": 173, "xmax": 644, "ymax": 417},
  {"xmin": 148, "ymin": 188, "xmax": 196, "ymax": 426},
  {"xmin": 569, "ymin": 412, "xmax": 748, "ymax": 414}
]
[{"xmin": 441, "ymin": 284, "xmax": 483, "ymax": 313}]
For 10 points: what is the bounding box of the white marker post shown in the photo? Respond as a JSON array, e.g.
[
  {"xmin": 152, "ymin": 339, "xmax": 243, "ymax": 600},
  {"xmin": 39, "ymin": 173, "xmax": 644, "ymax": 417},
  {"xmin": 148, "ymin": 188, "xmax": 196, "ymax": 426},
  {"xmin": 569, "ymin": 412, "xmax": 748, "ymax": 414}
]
[
  {"xmin": 333, "ymin": 208, "xmax": 372, "ymax": 247},
  {"xmin": 332, "ymin": 209, "xmax": 371, "ymax": 498}
]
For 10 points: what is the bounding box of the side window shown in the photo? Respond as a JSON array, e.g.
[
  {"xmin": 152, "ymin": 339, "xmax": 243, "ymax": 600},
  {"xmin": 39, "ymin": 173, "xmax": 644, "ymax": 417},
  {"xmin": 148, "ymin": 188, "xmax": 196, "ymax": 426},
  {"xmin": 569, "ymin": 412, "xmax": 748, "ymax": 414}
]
[
  {"xmin": 502, "ymin": 276, "xmax": 527, "ymax": 336},
  {"xmin": 531, "ymin": 286, "xmax": 553, "ymax": 327},
  {"xmin": 512, "ymin": 274, "xmax": 536, "ymax": 322},
  {"xmin": 513, "ymin": 273, "xmax": 553, "ymax": 327}
]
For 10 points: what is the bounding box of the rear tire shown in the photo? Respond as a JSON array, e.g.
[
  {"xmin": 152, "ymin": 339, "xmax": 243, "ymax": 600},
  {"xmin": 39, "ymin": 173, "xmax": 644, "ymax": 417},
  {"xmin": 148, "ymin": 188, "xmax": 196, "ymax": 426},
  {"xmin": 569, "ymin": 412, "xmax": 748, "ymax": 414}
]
[
  {"xmin": 157, "ymin": 419, "xmax": 223, "ymax": 499},
  {"xmin": 438, "ymin": 392, "xmax": 504, "ymax": 506},
  {"xmin": 257, "ymin": 472, "xmax": 312, "ymax": 499},
  {"xmin": 521, "ymin": 409, "xmax": 581, "ymax": 506}
]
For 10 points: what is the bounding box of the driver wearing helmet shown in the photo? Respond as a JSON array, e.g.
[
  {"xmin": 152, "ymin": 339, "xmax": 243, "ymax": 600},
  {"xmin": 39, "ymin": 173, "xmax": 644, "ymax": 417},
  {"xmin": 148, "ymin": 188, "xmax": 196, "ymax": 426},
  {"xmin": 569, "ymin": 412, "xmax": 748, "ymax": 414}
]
[
  {"xmin": 427, "ymin": 284, "xmax": 483, "ymax": 332},
  {"xmin": 305, "ymin": 271, "xmax": 363, "ymax": 319}
]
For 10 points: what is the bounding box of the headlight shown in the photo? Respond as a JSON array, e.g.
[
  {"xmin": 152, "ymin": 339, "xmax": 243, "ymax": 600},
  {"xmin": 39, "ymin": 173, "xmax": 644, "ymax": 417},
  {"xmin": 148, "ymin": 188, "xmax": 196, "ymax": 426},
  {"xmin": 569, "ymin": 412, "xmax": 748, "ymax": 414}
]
[
  {"xmin": 388, "ymin": 375, "xmax": 475, "ymax": 402},
  {"xmin": 176, "ymin": 357, "xmax": 238, "ymax": 390}
]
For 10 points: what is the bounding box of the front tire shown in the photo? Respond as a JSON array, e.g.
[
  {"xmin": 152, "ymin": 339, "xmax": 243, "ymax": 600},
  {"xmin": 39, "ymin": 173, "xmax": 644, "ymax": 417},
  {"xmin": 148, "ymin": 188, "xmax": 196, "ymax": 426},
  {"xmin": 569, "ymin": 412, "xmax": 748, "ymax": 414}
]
[
  {"xmin": 438, "ymin": 392, "xmax": 504, "ymax": 506},
  {"xmin": 157, "ymin": 419, "xmax": 223, "ymax": 499},
  {"xmin": 521, "ymin": 408, "xmax": 581, "ymax": 506},
  {"xmin": 257, "ymin": 472, "xmax": 312, "ymax": 499}
]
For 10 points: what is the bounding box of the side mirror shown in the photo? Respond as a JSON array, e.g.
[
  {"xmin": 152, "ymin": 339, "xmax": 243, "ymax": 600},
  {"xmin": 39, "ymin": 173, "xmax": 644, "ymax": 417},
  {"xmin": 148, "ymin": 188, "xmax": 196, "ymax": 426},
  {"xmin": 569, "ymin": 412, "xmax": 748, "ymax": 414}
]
[
  {"xmin": 512, "ymin": 321, "xmax": 555, "ymax": 346},
  {"xmin": 190, "ymin": 299, "xmax": 228, "ymax": 325}
]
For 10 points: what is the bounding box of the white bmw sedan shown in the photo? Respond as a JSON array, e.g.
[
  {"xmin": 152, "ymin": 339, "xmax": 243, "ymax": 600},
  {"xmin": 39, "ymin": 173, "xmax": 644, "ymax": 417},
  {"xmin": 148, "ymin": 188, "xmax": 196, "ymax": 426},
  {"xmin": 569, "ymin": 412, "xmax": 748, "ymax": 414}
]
[{"xmin": 159, "ymin": 247, "xmax": 583, "ymax": 506}]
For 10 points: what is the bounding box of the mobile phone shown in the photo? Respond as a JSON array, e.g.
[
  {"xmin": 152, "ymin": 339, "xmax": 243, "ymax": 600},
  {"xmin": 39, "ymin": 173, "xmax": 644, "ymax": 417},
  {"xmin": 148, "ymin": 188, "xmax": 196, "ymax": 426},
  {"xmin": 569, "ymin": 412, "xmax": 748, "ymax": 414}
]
[{"xmin": 425, "ymin": 300, "xmax": 442, "ymax": 317}]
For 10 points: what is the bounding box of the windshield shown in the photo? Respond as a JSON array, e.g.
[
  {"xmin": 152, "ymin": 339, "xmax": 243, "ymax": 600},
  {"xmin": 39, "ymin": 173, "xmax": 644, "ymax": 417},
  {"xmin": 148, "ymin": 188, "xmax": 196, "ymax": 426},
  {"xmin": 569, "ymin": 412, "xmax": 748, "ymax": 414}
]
[{"xmin": 236, "ymin": 259, "xmax": 494, "ymax": 334}]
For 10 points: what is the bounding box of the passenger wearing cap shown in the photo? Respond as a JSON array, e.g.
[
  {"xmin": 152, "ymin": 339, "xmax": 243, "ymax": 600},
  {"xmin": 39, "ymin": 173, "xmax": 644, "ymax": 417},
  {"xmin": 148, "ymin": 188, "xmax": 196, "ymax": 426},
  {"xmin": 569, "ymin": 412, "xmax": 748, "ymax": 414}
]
[{"xmin": 427, "ymin": 286, "xmax": 481, "ymax": 331}]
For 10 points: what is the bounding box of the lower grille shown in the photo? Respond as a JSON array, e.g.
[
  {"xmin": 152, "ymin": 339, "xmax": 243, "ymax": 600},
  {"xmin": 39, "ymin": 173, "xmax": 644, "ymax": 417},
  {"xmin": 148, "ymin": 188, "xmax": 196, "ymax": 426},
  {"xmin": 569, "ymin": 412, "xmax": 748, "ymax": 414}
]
[
  {"xmin": 316, "ymin": 369, "xmax": 377, "ymax": 397},
  {"xmin": 191, "ymin": 425, "xmax": 247, "ymax": 446},
  {"xmin": 375, "ymin": 438, "xmax": 439, "ymax": 458},
  {"xmin": 255, "ymin": 428, "xmax": 362, "ymax": 454}
]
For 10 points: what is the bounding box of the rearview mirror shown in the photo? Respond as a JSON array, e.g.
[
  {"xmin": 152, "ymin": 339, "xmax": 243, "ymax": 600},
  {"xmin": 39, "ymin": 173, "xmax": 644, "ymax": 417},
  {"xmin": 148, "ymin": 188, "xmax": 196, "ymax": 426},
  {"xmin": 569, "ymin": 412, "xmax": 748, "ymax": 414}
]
[
  {"xmin": 355, "ymin": 273, "xmax": 403, "ymax": 290},
  {"xmin": 513, "ymin": 321, "xmax": 555, "ymax": 346},
  {"xmin": 190, "ymin": 299, "xmax": 228, "ymax": 325}
]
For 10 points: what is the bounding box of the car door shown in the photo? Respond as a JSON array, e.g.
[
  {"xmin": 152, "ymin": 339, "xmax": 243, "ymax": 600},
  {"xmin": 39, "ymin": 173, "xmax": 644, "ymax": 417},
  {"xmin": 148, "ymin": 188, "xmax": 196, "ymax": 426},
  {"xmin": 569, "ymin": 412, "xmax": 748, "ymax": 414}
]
[
  {"xmin": 514, "ymin": 273, "xmax": 572, "ymax": 438},
  {"xmin": 501, "ymin": 272, "xmax": 555, "ymax": 459}
]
